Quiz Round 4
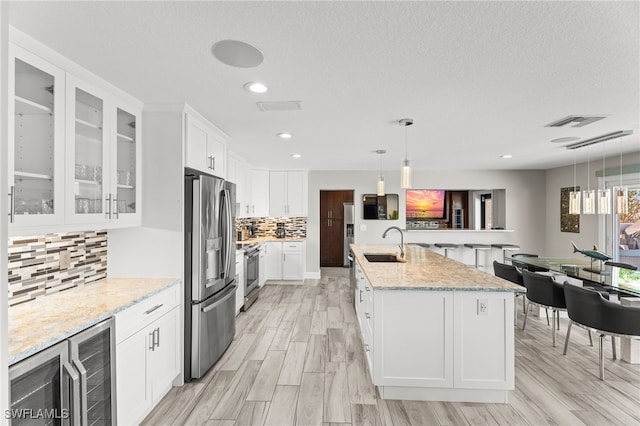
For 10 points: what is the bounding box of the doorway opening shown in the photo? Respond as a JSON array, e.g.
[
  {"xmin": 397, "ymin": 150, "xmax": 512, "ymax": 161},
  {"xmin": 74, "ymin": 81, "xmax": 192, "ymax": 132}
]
[{"xmin": 320, "ymin": 190, "xmax": 354, "ymax": 267}]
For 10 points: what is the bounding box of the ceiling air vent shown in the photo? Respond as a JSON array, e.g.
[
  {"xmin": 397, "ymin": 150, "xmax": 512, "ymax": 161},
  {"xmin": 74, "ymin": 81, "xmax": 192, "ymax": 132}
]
[
  {"xmin": 545, "ymin": 115, "xmax": 606, "ymax": 128},
  {"xmin": 257, "ymin": 101, "xmax": 302, "ymax": 112}
]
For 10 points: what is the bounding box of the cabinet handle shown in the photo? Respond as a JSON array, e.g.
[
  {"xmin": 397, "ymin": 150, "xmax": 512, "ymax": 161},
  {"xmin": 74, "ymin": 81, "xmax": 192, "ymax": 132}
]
[
  {"xmin": 328, "ymin": 210, "xmax": 332, "ymax": 218},
  {"xmin": 211, "ymin": 156, "xmax": 216, "ymax": 170},
  {"xmin": 8, "ymin": 185, "xmax": 15, "ymax": 223},
  {"xmin": 365, "ymin": 286, "xmax": 371, "ymax": 292},
  {"xmin": 145, "ymin": 303, "xmax": 164, "ymax": 315},
  {"xmin": 252, "ymin": 205, "xmax": 255, "ymax": 213},
  {"xmin": 113, "ymin": 196, "xmax": 119, "ymax": 219},
  {"xmin": 155, "ymin": 327, "xmax": 160, "ymax": 349},
  {"xmin": 105, "ymin": 193, "xmax": 112, "ymax": 219},
  {"xmin": 149, "ymin": 331, "xmax": 155, "ymax": 351},
  {"xmin": 365, "ymin": 344, "xmax": 370, "ymax": 352},
  {"xmin": 359, "ymin": 290, "xmax": 363, "ymax": 303},
  {"xmin": 246, "ymin": 205, "xmax": 249, "ymax": 214},
  {"xmin": 283, "ymin": 253, "xmax": 286, "ymax": 262},
  {"xmin": 365, "ymin": 313, "xmax": 371, "ymax": 319}
]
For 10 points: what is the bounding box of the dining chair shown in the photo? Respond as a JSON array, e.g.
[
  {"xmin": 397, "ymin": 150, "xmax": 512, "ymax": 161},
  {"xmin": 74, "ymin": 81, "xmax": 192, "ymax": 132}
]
[
  {"xmin": 493, "ymin": 261, "xmax": 526, "ymax": 326},
  {"xmin": 563, "ymin": 283, "xmax": 640, "ymax": 380},
  {"xmin": 521, "ymin": 270, "xmax": 566, "ymax": 346}
]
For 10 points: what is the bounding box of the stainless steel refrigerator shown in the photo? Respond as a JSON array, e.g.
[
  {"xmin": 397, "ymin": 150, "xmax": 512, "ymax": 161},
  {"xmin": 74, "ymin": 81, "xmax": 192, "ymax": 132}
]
[
  {"xmin": 184, "ymin": 169, "xmax": 237, "ymax": 381},
  {"xmin": 343, "ymin": 202, "xmax": 354, "ymax": 266}
]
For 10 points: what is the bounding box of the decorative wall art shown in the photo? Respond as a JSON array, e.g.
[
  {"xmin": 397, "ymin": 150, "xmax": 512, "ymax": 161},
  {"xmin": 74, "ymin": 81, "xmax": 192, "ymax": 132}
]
[{"xmin": 561, "ymin": 186, "xmax": 580, "ymax": 233}]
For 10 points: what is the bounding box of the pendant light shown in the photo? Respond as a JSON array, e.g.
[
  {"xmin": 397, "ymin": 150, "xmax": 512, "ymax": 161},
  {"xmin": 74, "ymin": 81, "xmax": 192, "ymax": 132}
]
[
  {"xmin": 614, "ymin": 135, "xmax": 629, "ymax": 215},
  {"xmin": 399, "ymin": 118, "xmax": 413, "ymax": 188},
  {"xmin": 569, "ymin": 156, "xmax": 581, "ymax": 215},
  {"xmin": 376, "ymin": 149, "xmax": 386, "ymax": 196},
  {"xmin": 598, "ymin": 140, "xmax": 611, "ymax": 214},
  {"xmin": 582, "ymin": 144, "xmax": 596, "ymax": 214}
]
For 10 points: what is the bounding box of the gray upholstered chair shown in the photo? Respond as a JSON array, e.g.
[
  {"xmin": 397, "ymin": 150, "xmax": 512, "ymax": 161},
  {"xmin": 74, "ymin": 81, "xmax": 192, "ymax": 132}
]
[
  {"xmin": 493, "ymin": 260, "xmax": 526, "ymax": 325},
  {"xmin": 563, "ymin": 283, "xmax": 640, "ymax": 380},
  {"xmin": 521, "ymin": 270, "xmax": 566, "ymax": 346}
]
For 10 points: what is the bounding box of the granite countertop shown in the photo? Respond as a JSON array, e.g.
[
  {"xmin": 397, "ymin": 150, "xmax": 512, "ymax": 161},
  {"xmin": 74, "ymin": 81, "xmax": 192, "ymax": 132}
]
[
  {"xmin": 8, "ymin": 277, "xmax": 180, "ymax": 365},
  {"xmin": 351, "ymin": 244, "xmax": 522, "ymax": 292},
  {"xmin": 237, "ymin": 236, "xmax": 306, "ymax": 245}
]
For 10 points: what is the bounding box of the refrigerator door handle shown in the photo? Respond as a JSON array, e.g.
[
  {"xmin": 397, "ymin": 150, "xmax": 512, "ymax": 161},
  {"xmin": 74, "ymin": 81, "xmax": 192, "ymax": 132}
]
[
  {"xmin": 72, "ymin": 359, "xmax": 88, "ymax": 426},
  {"xmin": 223, "ymin": 189, "xmax": 232, "ymax": 279},
  {"xmin": 63, "ymin": 361, "xmax": 81, "ymax": 425},
  {"xmin": 202, "ymin": 284, "xmax": 237, "ymax": 313}
]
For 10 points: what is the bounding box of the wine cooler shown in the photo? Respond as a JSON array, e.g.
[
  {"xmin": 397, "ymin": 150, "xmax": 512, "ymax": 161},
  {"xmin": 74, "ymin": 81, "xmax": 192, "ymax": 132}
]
[{"xmin": 9, "ymin": 318, "xmax": 117, "ymax": 425}]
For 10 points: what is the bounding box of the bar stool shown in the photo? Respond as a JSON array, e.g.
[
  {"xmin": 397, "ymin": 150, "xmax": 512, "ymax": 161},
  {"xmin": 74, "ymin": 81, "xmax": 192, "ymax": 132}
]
[
  {"xmin": 434, "ymin": 243, "xmax": 458, "ymax": 258},
  {"xmin": 491, "ymin": 244, "xmax": 520, "ymax": 263},
  {"xmin": 464, "ymin": 243, "xmax": 491, "ymax": 269}
]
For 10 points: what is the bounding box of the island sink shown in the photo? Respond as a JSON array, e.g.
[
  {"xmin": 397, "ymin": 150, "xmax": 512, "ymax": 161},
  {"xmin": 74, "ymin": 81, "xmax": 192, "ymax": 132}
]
[{"xmin": 364, "ymin": 253, "xmax": 402, "ymax": 262}]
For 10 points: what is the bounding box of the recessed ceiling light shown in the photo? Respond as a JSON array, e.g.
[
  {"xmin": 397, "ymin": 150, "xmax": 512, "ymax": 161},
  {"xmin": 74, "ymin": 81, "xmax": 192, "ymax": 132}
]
[
  {"xmin": 500, "ymin": 154, "xmax": 513, "ymax": 159},
  {"xmin": 291, "ymin": 154, "xmax": 302, "ymax": 159},
  {"xmin": 211, "ymin": 40, "xmax": 263, "ymax": 68},
  {"xmin": 277, "ymin": 133, "xmax": 293, "ymax": 139},
  {"xmin": 244, "ymin": 82, "xmax": 268, "ymax": 93}
]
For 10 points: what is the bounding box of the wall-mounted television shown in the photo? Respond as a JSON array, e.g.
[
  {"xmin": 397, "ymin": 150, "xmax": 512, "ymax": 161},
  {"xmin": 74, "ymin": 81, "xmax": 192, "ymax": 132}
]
[{"xmin": 406, "ymin": 189, "xmax": 447, "ymax": 220}]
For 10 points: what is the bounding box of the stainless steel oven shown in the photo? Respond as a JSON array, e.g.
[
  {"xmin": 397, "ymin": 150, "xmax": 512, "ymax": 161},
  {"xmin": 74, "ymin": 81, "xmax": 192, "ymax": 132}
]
[{"xmin": 243, "ymin": 245, "xmax": 260, "ymax": 311}]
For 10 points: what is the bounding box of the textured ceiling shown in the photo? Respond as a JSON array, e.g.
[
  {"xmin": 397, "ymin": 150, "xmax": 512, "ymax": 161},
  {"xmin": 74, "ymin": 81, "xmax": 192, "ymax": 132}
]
[{"xmin": 7, "ymin": 1, "xmax": 640, "ymax": 171}]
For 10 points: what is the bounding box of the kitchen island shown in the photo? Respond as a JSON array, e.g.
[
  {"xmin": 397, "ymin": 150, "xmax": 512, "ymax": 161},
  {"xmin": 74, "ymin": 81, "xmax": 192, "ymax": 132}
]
[{"xmin": 350, "ymin": 243, "xmax": 522, "ymax": 403}]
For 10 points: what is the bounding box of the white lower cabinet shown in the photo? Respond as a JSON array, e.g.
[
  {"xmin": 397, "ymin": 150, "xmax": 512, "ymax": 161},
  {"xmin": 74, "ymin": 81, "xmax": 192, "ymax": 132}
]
[
  {"xmin": 264, "ymin": 241, "xmax": 305, "ymax": 281},
  {"xmin": 354, "ymin": 260, "xmax": 514, "ymax": 403},
  {"xmin": 258, "ymin": 244, "xmax": 266, "ymax": 287},
  {"xmin": 115, "ymin": 284, "xmax": 180, "ymax": 424},
  {"xmin": 235, "ymin": 251, "xmax": 245, "ymax": 315},
  {"xmin": 282, "ymin": 242, "xmax": 304, "ymax": 280}
]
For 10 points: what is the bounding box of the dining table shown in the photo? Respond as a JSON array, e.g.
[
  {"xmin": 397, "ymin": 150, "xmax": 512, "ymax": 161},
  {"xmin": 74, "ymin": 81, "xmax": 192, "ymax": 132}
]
[
  {"xmin": 507, "ymin": 255, "xmax": 640, "ymax": 297},
  {"xmin": 508, "ymin": 254, "xmax": 640, "ymax": 364}
]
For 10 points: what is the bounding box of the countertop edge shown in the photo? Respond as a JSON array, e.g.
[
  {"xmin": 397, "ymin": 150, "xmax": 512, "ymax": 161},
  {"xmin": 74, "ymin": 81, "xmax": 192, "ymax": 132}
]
[{"xmin": 9, "ymin": 278, "xmax": 181, "ymax": 366}]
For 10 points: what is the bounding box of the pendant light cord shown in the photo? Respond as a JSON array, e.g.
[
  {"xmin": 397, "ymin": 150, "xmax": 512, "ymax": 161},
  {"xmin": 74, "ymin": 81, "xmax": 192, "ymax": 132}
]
[
  {"xmin": 404, "ymin": 125, "xmax": 408, "ymax": 159},
  {"xmin": 587, "ymin": 145, "xmax": 591, "ymax": 192},
  {"xmin": 619, "ymin": 136, "xmax": 623, "ymax": 189}
]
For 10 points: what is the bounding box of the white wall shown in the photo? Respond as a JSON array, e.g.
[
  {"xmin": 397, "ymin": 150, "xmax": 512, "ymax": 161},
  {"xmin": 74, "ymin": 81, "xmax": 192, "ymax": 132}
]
[
  {"xmin": 307, "ymin": 169, "xmax": 547, "ymax": 274},
  {"xmin": 545, "ymin": 151, "xmax": 640, "ymax": 258},
  {"xmin": 107, "ymin": 108, "xmax": 185, "ymax": 278},
  {"xmin": 1, "ymin": 1, "xmax": 9, "ymax": 415}
]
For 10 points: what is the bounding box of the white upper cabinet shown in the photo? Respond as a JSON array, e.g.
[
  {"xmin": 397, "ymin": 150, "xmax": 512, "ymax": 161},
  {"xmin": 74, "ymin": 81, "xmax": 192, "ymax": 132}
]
[
  {"xmin": 8, "ymin": 30, "xmax": 143, "ymax": 234},
  {"xmin": 269, "ymin": 171, "xmax": 307, "ymax": 217},
  {"xmin": 250, "ymin": 169, "xmax": 270, "ymax": 217},
  {"xmin": 227, "ymin": 153, "xmax": 249, "ymax": 217},
  {"xmin": 8, "ymin": 45, "xmax": 66, "ymax": 228},
  {"xmin": 65, "ymin": 75, "xmax": 142, "ymax": 226},
  {"xmin": 185, "ymin": 112, "xmax": 226, "ymax": 179},
  {"xmin": 65, "ymin": 75, "xmax": 109, "ymax": 224}
]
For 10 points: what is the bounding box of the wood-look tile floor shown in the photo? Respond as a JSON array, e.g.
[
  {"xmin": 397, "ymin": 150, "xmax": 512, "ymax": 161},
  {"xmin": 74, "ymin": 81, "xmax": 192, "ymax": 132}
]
[{"xmin": 142, "ymin": 268, "xmax": 640, "ymax": 425}]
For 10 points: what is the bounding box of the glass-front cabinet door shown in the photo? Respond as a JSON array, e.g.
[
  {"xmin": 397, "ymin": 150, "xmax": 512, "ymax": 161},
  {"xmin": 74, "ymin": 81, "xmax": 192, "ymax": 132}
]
[
  {"xmin": 66, "ymin": 76, "xmax": 110, "ymax": 224},
  {"xmin": 113, "ymin": 105, "xmax": 141, "ymax": 222},
  {"xmin": 8, "ymin": 45, "xmax": 65, "ymax": 227}
]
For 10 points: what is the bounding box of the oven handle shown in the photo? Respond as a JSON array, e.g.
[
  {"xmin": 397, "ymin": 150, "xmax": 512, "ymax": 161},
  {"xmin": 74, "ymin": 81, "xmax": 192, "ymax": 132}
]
[{"xmin": 201, "ymin": 284, "xmax": 237, "ymax": 313}]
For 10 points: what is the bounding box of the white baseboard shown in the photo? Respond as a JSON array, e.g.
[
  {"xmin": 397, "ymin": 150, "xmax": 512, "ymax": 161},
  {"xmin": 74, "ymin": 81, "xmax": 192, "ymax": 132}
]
[{"xmin": 305, "ymin": 271, "xmax": 321, "ymax": 279}]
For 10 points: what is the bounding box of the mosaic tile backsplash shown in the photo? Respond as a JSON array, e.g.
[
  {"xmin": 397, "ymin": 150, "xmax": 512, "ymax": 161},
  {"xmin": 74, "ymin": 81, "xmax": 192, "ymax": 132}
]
[
  {"xmin": 8, "ymin": 231, "xmax": 108, "ymax": 306},
  {"xmin": 236, "ymin": 217, "xmax": 307, "ymax": 238}
]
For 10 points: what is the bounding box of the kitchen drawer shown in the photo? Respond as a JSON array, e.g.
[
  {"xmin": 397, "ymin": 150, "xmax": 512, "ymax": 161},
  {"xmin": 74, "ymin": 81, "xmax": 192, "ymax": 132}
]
[
  {"xmin": 116, "ymin": 284, "xmax": 179, "ymax": 343},
  {"xmin": 282, "ymin": 242, "xmax": 303, "ymax": 252}
]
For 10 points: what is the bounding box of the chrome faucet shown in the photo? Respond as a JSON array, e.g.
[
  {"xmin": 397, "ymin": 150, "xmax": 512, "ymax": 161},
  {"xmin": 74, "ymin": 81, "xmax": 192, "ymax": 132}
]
[{"xmin": 382, "ymin": 226, "xmax": 404, "ymax": 258}]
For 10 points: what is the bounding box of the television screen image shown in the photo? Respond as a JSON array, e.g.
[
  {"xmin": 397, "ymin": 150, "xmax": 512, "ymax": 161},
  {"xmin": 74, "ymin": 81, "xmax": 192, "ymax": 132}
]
[{"xmin": 406, "ymin": 189, "xmax": 446, "ymax": 220}]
